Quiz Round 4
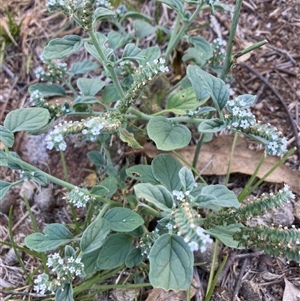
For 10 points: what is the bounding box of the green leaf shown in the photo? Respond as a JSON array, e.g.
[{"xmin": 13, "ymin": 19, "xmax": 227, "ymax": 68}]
[
  {"xmin": 0, "ymin": 150, "xmax": 8, "ymax": 167},
  {"xmin": 77, "ymin": 78, "xmax": 105, "ymax": 96},
  {"xmin": 81, "ymin": 216, "xmax": 110, "ymax": 254},
  {"xmin": 65, "ymin": 245, "xmax": 76, "ymax": 258},
  {"xmin": 90, "ymin": 177, "xmax": 118, "ymax": 198},
  {"xmin": 198, "ymin": 119, "xmax": 225, "ymax": 133},
  {"xmin": 81, "ymin": 249, "xmax": 99, "ymax": 277},
  {"xmin": 187, "ymin": 65, "xmax": 229, "ymax": 110},
  {"xmin": 31, "ymin": 172, "xmax": 48, "ymax": 186},
  {"xmin": 125, "ymin": 248, "xmax": 143, "ymax": 268},
  {"xmin": 121, "ymin": 43, "xmax": 144, "ymax": 61},
  {"xmin": 234, "ymin": 94, "xmax": 256, "ymax": 108},
  {"xmin": 84, "ymin": 33, "xmax": 113, "ymax": 62},
  {"xmin": 93, "ymin": 7, "xmax": 115, "ymax": 23},
  {"xmin": 73, "ymin": 96, "xmax": 100, "ymax": 105},
  {"xmin": 158, "ymin": 0, "xmax": 184, "ymax": 15},
  {"xmin": 147, "ymin": 116, "xmax": 191, "ymax": 151},
  {"xmin": 43, "ymin": 35, "xmax": 83, "ymax": 59},
  {"xmin": 205, "ymin": 224, "xmax": 244, "ymax": 248},
  {"xmin": 178, "ymin": 167, "xmax": 195, "ymax": 192},
  {"xmin": 133, "ymin": 20, "xmax": 156, "ymax": 39},
  {"xmin": 69, "ymin": 60, "xmax": 99, "ymax": 75},
  {"xmin": 118, "ymin": 128, "xmax": 143, "ymax": 150},
  {"xmin": 195, "ymin": 185, "xmax": 240, "ymax": 211},
  {"xmin": 187, "ymin": 36, "xmax": 213, "ymax": 60},
  {"xmin": 55, "ymin": 283, "xmax": 73, "ymax": 301},
  {"xmin": 138, "ymin": 46, "xmax": 161, "ymax": 65},
  {"xmin": 134, "ymin": 183, "xmax": 174, "ymax": 211},
  {"xmin": 102, "ymin": 84, "xmax": 120, "ymax": 103},
  {"xmin": 151, "ymin": 154, "xmax": 182, "ymax": 191},
  {"xmin": 182, "ymin": 47, "xmax": 208, "ymax": 66},
  {"xmin": 87, "ymin": 151, "xmax": 104, "ymax": 166},
  {"xmin": 126, "ymin": 165, "xmax": 160, "ymax": 185},
  {"xmin": 121, "ymin": 11, "xmax": 153, "ymax": 22},
  {"xmin": 0, "ymin": 126, "xmax": 14, "ymax": 147},
  {"xmin": 149, "ymin": 234, "xmax": 193, "ymax": 291},
  {"xmin": 29, "ymin": 83, "xmax": 66, "ymax": 97},
  {"xmin": 97, "ymin": 233, "xmax": 133, "ymax": 269},
  {"xmin": 0, "ymin": 181, "xmax": 13, "ymax": 200},
  {"xmin": 108, "ymin": 31, "xmax": 131, "ymax": 50},
  {"xmin": 166, "ymin": 87, "xmax": 198, "ymax": 114},
  {"xmin": 25, "ymin": 224, "xmax": 74, "ymax": 252},
  {"xmin": 4, "ymin": 108, "xmax": 50, "ymax": 133},
  {"xmin": 104, "ymin": 207, "xmax": 144, "ymax": 232}
]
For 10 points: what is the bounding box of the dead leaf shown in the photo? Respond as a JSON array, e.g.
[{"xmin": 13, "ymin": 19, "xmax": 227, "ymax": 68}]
[
  {"xmin": 146, "ymin": 279, "xmax": 198, "ymax": 301},
  {"xmin": 144, "ymin": 135, "xmax": 300, "ymax": 194},
  {"xmin": 83, "ymin": 173, "xmax": 97, "ymax": 187},
  {"xmin": 283, "ymin": 278, "xmax": 300, "ymax": 301}
]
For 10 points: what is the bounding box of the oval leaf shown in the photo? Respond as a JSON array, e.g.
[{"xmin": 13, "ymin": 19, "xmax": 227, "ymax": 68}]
[
  {"xmin": 80, "ymin": 216, "xmax": 110, "ymax": 254},
  {"xmin": 151, "ymin": 154, "xmax": 182, "ymax": 191},
  {"xmin": 0, "ymin": 181, "xmax": 13, "ymax": 200},
  {"xmin": 97, "ymin": 233, "xmax": 133, "ymax": 270},
  {"xmin": 0, "ymin": 126, "xmax": 14, "ymax": 147},
  {"xmin": 149, "ymin": 234, "xmax": 193, "ymax": 291},
  {"xmin": 55, "ymin": 283, "xmax": 73, "ymax": 301},
  {"xmin": 43, "ymin": 35, "xmax": 83, "ymax": 59},
  {"xmin": 126, "ymin": 165, "xmax": 160, "ymax": 185},
  {"xmin": 69, "ymin": 60, "xmax": 100, "ymax": 75},
  {"xmin": 147, "ymin": 116, "xmax": 191, "ymax": 151},
  {"xmin": 200, "ymin": 185, "xmax": 240, "ymax": 208},
  {"xmin": 198, "ymin": 119, "xmax": 225, "ymax": 133},
  {"xmin": 29, "ymin": 83, "xmax": 66, "ymax": 97},
  {"xmin": 25, "ymin": 224, "xmax": 74, "ymax": 252},
  {"xmin": 187, "ymin": 65, "xmax": 229, "ymax": 110},
  {"xmin": 77, "ymin": 78, "xmax": 105, "ymax": 96},
  {"xmin": 4, "ymin": 108, "xmax": 50, "ymax": 133},
  {"xmin": 134, "ymin": 183, "xmax": 174, "ymax": 211},
  {"xmin": 104, "ymin": 207, "xmax": 144, "ymax": 232},
  {"xmin": 166, "ymin": 87, "xmax": 199, "ymax": 114}
]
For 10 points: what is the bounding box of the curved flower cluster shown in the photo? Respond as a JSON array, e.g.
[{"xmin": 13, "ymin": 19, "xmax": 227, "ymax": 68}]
[
  {"xmin": 224, "ymin": 95, "xmax": 288, "ymax": 156},
  {"xmin": 244, "ymin": 123, "xmax": 287, "ymax": 156},
  {"xmin": 45, "ymin": 116, "xmax": 120, "ymax": 151},
  {"xmin": 34, "ymin": 61, "xmax": 67, "ymax": 83},
  {"xmin": 118, "ymin": 58, "xmax": 169, "ymax": 114},
  {"xmin": 81, "ymin": 117, "xmax": 105, "ymax": 142},
  {"xmin": 174, "ymin": 200, "xmax": 213, "ymax": 253},
  {"xmin": 30, "ymin": 90, "xmax": 70, "ymax": 118},
  {"xmin": 138, "ymin": 230, "xmax": 160, "ymax": 256},
  {"xmin": 208, "ymin": 38, "xmax": 226, "ymax": 67},
  {"xmin": 95, "ymin": 0, "xmax": 113, "ymax": 9},
  {"xmin": 46, "ymin": 0, "xmax": 80, "ymax": 14},
  {"xmin": 34, "ymin": 253, "xmax": 85, "ymax": 295},
  {"xmin": 64, "ymin": 187, "xmax": 94, "ymax": 208},
  {"xmin": 226, "ymin": 97, "xmax": 256, "ymax": 130}
]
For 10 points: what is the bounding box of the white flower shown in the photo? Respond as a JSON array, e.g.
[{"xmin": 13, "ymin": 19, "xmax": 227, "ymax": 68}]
[{"xmin": 188, "ymin": 241, "xmax": 199, "ymax": 252}]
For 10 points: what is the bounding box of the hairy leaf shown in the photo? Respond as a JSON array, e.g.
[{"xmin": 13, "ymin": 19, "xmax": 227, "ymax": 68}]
[{"xmin": 149, "ymin": 234, "xmax": 193, "ymax": 291}]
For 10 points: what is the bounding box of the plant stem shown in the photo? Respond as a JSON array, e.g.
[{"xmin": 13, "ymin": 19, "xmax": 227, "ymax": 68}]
[
  {"xmin": 238, "ymin": 151, "xmax": 267, "ymax": 202},
  {"xmin": 232, "ymin": 40, "xmax": 268, "ymax": 61},
  {"xmin": 206, "ymin": 239, "xmax": 219, "ymax": 297},
  {"xmin": 245, "ymin": 147, "xmax": 296, "ymax": 196},
  {"xmin": 60, "ymin": 150, "xmax": 69, "ymax": 183},
  {"xmin": 204, "ymin": 253, "xmax": 228, "ymax": 301},
  {"xmin": 8, "ymin": 207, "xmax": 32, "ymax": 282},
  {"xmin": 192, "ymin": 133, "xmax": 205, "ymax": 170},
  {"xmin": 220, "ymin": 0, "xmax": 243, "ymax": 80},
  {"xmin": 224, "ymin": 132, "xmax": 238, "ymax": 186},
  {"xmin": 88, "ymin": 30, "xmax": 125, "ymax": 98},
  {"xmin": 164, "ymin": 2, "xmax": 204, "ymax": 58}
]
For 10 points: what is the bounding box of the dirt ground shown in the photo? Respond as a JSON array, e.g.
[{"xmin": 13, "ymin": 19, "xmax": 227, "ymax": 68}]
[{"xmin": 0, "ymin": 0, "xmax": 299, "ymax": 300}]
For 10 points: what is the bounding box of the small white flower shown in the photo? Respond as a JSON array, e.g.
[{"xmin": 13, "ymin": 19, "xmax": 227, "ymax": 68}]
[{"xmin": 188, "ymin": 241, "xmax": 199, "ymax": 252}]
